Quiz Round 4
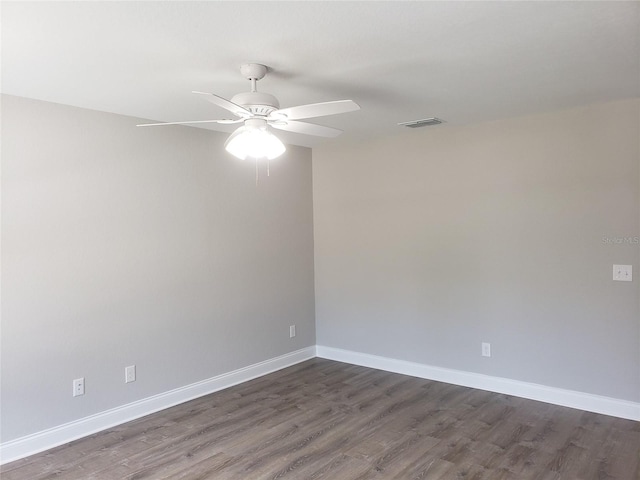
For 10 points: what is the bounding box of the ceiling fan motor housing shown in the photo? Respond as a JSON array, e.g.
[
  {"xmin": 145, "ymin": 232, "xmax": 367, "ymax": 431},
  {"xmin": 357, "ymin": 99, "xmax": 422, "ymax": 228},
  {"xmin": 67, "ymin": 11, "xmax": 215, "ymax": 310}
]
[{"xmin": 231, "ymin": 91, "xmax": 280, "ymax": 116}]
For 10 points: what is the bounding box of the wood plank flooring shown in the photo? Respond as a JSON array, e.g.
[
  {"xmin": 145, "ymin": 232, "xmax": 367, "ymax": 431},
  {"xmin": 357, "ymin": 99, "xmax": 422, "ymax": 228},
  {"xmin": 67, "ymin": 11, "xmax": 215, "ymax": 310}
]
[{"xmin": 2, "ymin": 358, "xmax": 639, "ymax": 479}]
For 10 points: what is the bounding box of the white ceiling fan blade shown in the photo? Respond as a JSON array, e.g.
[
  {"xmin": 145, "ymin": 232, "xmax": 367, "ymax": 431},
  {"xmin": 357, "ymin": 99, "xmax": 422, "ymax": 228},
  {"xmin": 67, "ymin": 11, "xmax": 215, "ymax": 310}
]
[
  {"xmin": 270, "ymin": 120, "xmax": 342, "ymax": 137},
  {"xmin": 137, "ymin": 119, "xmax": 242, "ymax": 127},
  {"xmin": 192, "ymin": 91, "xmax": 253, "ymax": 118},
  {"xmin": 271, "ymin": 100, "xmax": 359, "ymax": 121}
]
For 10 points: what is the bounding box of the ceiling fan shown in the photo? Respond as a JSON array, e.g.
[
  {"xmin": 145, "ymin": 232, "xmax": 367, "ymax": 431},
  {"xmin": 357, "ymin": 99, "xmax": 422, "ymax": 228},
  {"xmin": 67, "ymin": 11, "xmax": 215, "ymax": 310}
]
[{"xmin": 137, "ymin": 63, "xmax": 360, "ymax": 160}]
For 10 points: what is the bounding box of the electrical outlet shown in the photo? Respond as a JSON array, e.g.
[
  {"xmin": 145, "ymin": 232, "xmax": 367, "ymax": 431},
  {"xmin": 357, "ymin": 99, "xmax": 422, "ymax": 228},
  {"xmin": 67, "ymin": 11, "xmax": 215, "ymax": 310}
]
[
  {"xmin": 125, "ymin": 365, "xmax": 136, "ymax": 383},
  {"xmin": 73, "ymin": 377, "xmax": 85, "ymax": 397},
  {"xmin": 289, "ymin": 325, "xmax": 296, "ymax": 338},
  {"xmin": 482, "ymin": 342, "xmax": 491, "ymax": 357},
  {"xmin": 613, "ymin": 265, "xmax": 632, "ymax": 281}
]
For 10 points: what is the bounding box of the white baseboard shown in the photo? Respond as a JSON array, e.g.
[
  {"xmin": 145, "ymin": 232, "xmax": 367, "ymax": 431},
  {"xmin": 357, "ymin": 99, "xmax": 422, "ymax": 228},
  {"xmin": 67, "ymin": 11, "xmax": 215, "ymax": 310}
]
[
  {"xmin": 0, "ymin": 346, "xmax": 316, "ymax": 465},
  {"xmin": 316, "ymin": 345, "xmax": 640, "ymax": 422},
  {"xmin": 3, "ymin": 344, "xmax": 638, "ymax": 465}
]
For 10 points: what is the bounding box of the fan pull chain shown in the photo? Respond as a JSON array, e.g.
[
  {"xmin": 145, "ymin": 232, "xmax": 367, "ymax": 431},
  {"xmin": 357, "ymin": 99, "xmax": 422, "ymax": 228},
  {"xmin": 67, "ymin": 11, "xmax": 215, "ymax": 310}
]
[{"xmin": 255, "ymin": 157, "xmax": 259, "ymax": 186}]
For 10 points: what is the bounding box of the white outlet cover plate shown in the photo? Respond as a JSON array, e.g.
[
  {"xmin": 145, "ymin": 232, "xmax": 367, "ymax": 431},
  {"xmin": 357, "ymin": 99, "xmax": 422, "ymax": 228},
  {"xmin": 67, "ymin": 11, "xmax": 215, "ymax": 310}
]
[
  {"xmin": 613, "ymin": 265, "xmax": 632, "ymax": 281},
  {"xmin": 73, "ymin": 377, "xmax": 85, "ymax": 397}
]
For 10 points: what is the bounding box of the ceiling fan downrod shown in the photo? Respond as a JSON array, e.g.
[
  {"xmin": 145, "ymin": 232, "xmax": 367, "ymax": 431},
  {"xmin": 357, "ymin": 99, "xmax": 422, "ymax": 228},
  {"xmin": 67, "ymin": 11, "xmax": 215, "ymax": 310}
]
[{"xmin": 240, "ymin": 63, "xmax": 267, "ymax": 93}]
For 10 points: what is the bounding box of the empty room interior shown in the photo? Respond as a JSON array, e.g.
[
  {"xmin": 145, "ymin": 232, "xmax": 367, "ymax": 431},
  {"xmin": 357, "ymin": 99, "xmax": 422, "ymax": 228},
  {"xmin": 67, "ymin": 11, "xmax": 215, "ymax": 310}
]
[{"xmin": 1, "ymin": 1, "xmax": 639, "ymax": 479}]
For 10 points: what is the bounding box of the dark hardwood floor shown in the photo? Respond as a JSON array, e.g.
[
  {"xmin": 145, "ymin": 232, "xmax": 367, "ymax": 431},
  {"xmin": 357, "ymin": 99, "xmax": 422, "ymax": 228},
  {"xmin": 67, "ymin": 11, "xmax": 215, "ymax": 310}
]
[{"xmin": 2, "ymin": 358, "xmax": 639, "ymax": 479}]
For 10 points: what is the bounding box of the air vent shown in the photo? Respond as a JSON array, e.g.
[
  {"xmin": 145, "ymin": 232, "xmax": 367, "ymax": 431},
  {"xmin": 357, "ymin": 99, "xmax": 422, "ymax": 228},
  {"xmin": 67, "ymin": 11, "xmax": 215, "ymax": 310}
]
[{"xmin": 398, "ymin": 117, "xmax": 444, "ymax": 128}]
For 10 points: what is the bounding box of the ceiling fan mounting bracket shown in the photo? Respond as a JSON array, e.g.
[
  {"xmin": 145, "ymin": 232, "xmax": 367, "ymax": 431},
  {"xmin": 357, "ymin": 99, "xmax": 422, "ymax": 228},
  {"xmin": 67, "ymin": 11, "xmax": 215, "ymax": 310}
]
[{"xmin": 240, "ymin": 63, "xmax": 268, "ymax": 81}]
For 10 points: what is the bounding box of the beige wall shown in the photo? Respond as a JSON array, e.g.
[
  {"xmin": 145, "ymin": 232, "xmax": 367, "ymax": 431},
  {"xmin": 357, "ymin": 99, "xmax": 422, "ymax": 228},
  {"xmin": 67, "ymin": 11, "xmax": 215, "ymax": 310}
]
[
  {"xmin": 313, "ymin": 99, "xmax": 640, "ymax": 402},
  {"xmin": 1, "ymin": 95, "xmax": 316, "ymax": 441}
]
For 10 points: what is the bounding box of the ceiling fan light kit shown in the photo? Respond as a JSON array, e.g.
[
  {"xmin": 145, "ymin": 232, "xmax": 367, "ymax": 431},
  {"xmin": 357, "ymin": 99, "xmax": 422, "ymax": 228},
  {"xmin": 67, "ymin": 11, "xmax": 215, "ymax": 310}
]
[
  {"xmin": 225, "ymin": 118, "xmax": 286, "ymax": 161},
  {"xmin": 137, "ymin": 63, "xmax": 360, "ymax": 161}
]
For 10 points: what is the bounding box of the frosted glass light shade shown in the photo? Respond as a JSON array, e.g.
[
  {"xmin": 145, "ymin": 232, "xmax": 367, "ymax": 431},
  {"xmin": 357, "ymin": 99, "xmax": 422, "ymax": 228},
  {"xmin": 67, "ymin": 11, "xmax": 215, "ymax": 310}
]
[{"xmin": 224, "ymin": 121, "xmax": 286, "ymax": 160}]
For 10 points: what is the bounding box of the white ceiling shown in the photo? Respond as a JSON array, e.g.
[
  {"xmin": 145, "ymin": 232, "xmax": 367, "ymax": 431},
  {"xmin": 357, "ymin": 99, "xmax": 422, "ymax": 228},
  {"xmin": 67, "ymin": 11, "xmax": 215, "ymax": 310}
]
[{"xmin": 2, "ymin": 1, "xmax": 639, "ymax": 148}]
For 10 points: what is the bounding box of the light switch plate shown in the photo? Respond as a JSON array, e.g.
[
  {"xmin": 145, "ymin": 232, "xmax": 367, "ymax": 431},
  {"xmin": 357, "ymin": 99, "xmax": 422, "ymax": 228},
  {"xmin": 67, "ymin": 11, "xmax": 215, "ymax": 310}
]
[
  {"xmin": 613, "ymin": 265, "xmax": 632, "ymax": 281},
  {"xmin": 125, "ymin": 365, "xmax": 136, "ymax": 383}
]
